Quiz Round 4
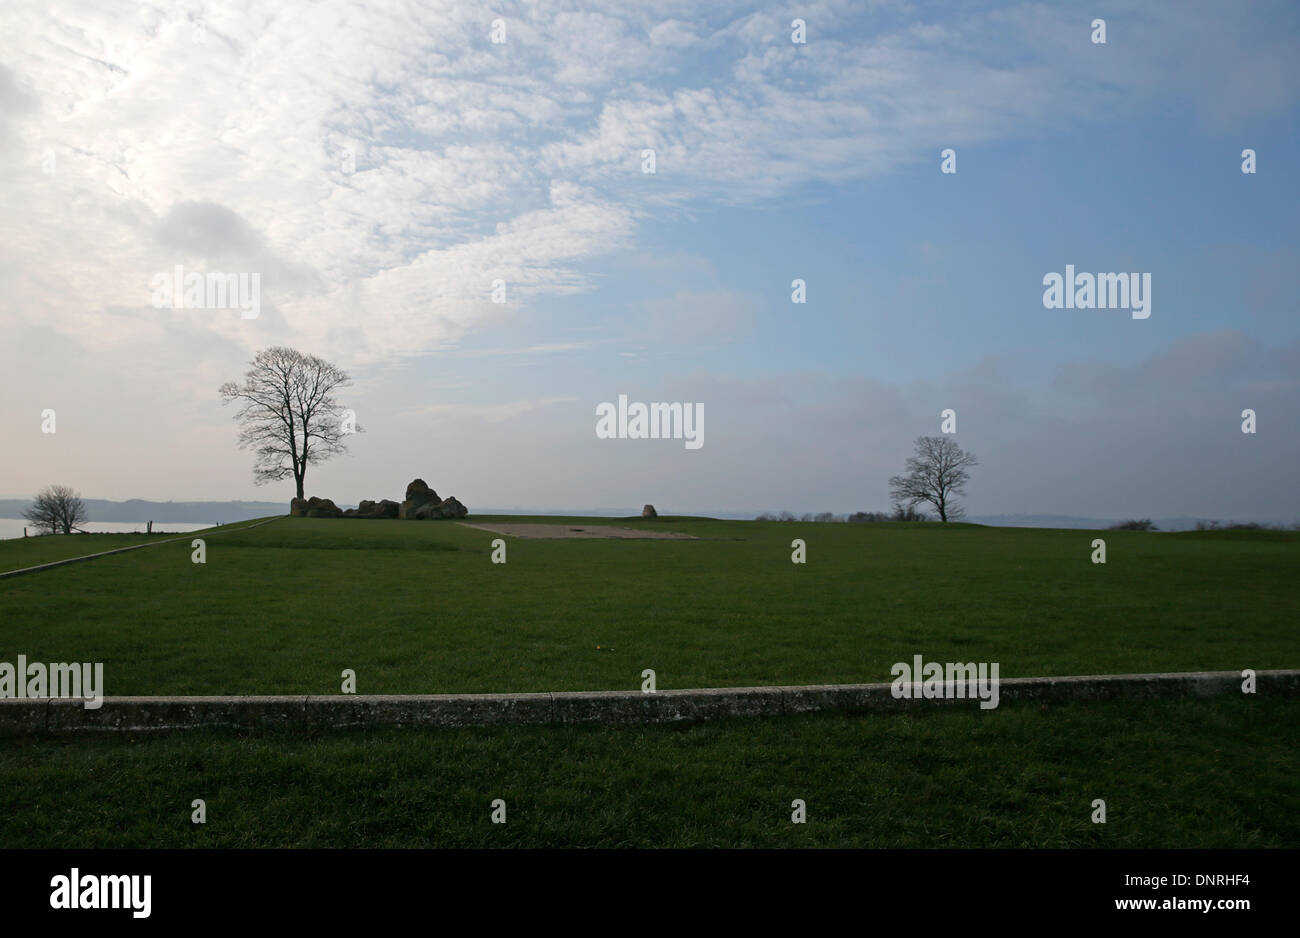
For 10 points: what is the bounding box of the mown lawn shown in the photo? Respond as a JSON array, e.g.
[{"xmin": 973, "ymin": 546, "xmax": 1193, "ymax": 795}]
[
  {"xmin": 0, "ymin": 696, "xmax": 1293, "ymax": 848},
  {"xmin": 0, "ymin": 516, "xmax": 1295, "ymax": 695},
  {"xmin": 0, "ymin": 517, "xmax": 269, "ymax": 573}
]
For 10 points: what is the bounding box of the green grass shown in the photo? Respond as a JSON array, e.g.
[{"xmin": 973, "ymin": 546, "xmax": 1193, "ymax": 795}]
[
  {"xmin": 0, "ymin": 517, "xmax": 270, "ymax": 573},
  {"xmin": 2, "ymin": 518, "xmax": 1294, "ymax": 850},
  {"xmin": 0, "ymin": 516, "xmax": 1295, "ymax": 695},
  {"xmin": 1, "ymin": 695, "xmax": 1294, "ymax": 848}
]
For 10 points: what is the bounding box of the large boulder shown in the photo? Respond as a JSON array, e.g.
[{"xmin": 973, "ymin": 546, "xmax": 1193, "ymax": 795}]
[
  {"xmin": 411, "ymin": 495, "xmax": 468, "ymax": 520},
  {"xmin": 437, "ymin": 496, "xmax": 468, "ymax": 519},
  {"xmin": 642, "ymin": 504, "xmax": 658, "ymax": 519},
  {"xmin": 399, "ymin": 479, "xmax": 440, "ymax": 519},
  {"xmin": 353, "ymin": 498, "xmax": 399, "ymax": 519},
  {"xmin": 292, "ymin": 496, "xmax": 342, "ymax": 518},
  {"xmin": 405, "ymin": 479, "xmax": 438, "ymax": 503},
  {"xmin": 303, "ymin": 496, "xmax": 342, "ymax": 518}
]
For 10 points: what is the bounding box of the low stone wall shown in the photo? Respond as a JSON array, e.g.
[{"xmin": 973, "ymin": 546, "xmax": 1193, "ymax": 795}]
[{"xmin": 1, "ymin": 670, "xmax": 1294, "ymax": 735}]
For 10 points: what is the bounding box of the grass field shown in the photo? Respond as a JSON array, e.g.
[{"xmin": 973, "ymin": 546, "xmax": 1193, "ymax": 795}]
[
  {"xmin": 0, "ymin": 517, "xmax": 270, "ymax": 574},
  {"xmin": 0, "ymin": 696, "xmax": 1294, "ymax": 848},
  {"xmin": 0, "ymin": 516, "xmax": 1295, "ymax": 695},
  {"xmin": 1, "ymin": 516, "xmax": 1296, "ymax": 849}
]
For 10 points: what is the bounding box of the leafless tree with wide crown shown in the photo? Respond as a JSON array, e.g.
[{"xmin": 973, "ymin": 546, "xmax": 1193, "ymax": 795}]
[
  {"xmin": 219, "ymin": 346, "xmax": 358, "ymax": 500},
  {"xmin": 23, "ymin": 485, "xmax": 88, "ymax": 534},
  {"xmin": 888, "ymin": 435, "xmax": 978, "ymax": 523}
]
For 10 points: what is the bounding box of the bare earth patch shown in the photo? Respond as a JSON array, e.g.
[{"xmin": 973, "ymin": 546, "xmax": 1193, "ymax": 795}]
[{"xmin": 458, "ymin": 522, "xmax": 698, "ymax": 540}]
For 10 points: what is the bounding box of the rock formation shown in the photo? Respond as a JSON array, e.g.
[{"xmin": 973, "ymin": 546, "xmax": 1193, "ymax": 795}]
[
  {"xmin": 412, "ymin": 495, "xmax": 468, "ymax": 519},
  {"xmin": 290, "ymin": 496, "xmax": 343, "ymax": 518},
  {"xmin": 642, "ymin": 504, "xmax": 658, "ymax": 519},
  {"xmin": 399, "ymin": 479, "xmax": 439, "ymax": 519},
  {"xmin": 341, "ymin": 499, "xmax": 400, "ymax": 519},
  {"xmin": 291, "ymin": 480, "xmax": 466, "ymax": 521}
]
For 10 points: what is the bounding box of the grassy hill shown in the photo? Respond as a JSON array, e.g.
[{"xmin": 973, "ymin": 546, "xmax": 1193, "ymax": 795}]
[
  {"xmin": 2, "ymin": 515, "xmax": 1296, "ymax": 848},
  {"xmin": 0, "ymin": 515, "xmax": 1294, "ymax": 695}
]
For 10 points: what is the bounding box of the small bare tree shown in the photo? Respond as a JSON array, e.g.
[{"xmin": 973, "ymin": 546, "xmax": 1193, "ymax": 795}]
[
  {"xmin": 888, "ymin": 436, "xmax": 977, "ymax": 523},
  {"xmin": 219, "ymin": 347, "xmax": 357, "ymax": 500},
  {"xmin": 24, "ymin": 485, "xmax": 89, "ymax": 534}
]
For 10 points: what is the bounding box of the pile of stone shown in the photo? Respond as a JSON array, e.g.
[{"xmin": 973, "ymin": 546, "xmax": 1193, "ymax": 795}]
[
  {"xmin": 289, "ymin": 496, "xmax": 344, "ymax": 518},
  {"xmin": 398, "ymin": 479, "xmax": 467, "ymax": 520},
  {"xmin": 289, "ymin": 479, "xmax": 467, "ymax": 520},
  {"xmin": 345, "ymin": 499, "xmax": 400, "ymax": 519}
]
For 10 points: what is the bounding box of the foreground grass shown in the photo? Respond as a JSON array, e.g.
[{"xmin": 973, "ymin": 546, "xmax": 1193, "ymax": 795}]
[
  {"xmin": 0, "ymin": 516, "xmax": 1295, "ymax": 694},
  {"xmin": 0, "ymin": 696, "xmax": 1294, "ymax": 848}
]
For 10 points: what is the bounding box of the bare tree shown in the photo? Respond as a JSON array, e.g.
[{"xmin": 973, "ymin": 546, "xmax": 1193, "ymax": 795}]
[
  {"xmin": 24, "ymin": 485, "xmax": 89, "ymax": 534},
  {"xmin": 888, "ymin": 436, "xmax": 977, "ymax": 523},
  {"xmin": 890, "ymin": 502, "xmax": 930, "ymax": 522},
  {"xmin": 219, "ymin": 347, "xmax": 357, "ymax": 500}
]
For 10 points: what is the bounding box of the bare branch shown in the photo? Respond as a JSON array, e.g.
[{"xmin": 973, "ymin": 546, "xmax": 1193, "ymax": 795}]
[
  {"xmin": 23, "ymin": 485, "xmax": 89, "ymax": 534},
  {"xmin": 888, "ymin": 436, "xmax": 977, "ymax": 523},
  {"xmin": 219, "ymin": 347, "xmax": 355, "ymax": 500}
]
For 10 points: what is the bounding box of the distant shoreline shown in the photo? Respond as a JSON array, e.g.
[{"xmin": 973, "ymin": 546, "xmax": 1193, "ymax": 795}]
[
  {"xmin": 0, "ymin": 520, "xmax": 216, "ymax": 541},
  {"xmin": 0, "ymin": 501, "xmax": 1292, "ymax": 533}
]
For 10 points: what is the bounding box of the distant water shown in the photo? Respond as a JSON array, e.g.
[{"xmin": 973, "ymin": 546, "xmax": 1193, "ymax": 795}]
[{"xmin": 0, "ymin": 519, "xmax": 215, "ymax": 541}]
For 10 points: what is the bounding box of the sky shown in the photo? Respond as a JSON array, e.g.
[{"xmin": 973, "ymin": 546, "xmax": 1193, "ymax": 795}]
[{"xmin": 1, "ymin": 0, "xmax": 1298, "ymax": 520}]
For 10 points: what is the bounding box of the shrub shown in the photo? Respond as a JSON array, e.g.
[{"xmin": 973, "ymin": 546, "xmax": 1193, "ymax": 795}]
[{"xmin": 1110, "ymin": 519, "xmax": 1158, "ymax": 531}]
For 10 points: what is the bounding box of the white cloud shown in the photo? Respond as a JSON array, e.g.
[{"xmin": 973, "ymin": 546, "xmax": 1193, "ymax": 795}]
[
  {"xmin": 400, "ymin": 395, "xmax": 578, "ymax": 423},
  {"xmin": 1, "ymin": 0, "xmax": 1296, "ymax": 511},
  {"xmin": 648, "ymin": 19, "xmax": 699, "ymax": 49},
  {"xmin": 6, "ymin": 0, "xmax": 1290, "ymax": 371}
]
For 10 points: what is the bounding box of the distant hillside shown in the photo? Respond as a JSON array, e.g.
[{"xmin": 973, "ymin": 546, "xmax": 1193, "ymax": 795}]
[
  {"xmin": 967, "ymin": 514, "xmax": 1287, "ymax": 532},
  {"xmin": 0, "ymin": 499, "xmax": 286, "ymax": 524},
  {"xmin": 969, "ymin": 514, "xmax": 1122, "ymax": 530}
]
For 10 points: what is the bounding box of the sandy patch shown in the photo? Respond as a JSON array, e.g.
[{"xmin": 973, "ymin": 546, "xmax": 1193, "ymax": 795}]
[{"xmin": 458, "ymin": 522, "xmax": 697, "ymax": 540}]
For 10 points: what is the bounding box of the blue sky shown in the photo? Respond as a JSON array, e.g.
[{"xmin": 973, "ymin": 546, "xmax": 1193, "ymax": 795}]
[{"xmin": 2, "ymin": 0, "xmax": 1298, "ymax": 520}]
